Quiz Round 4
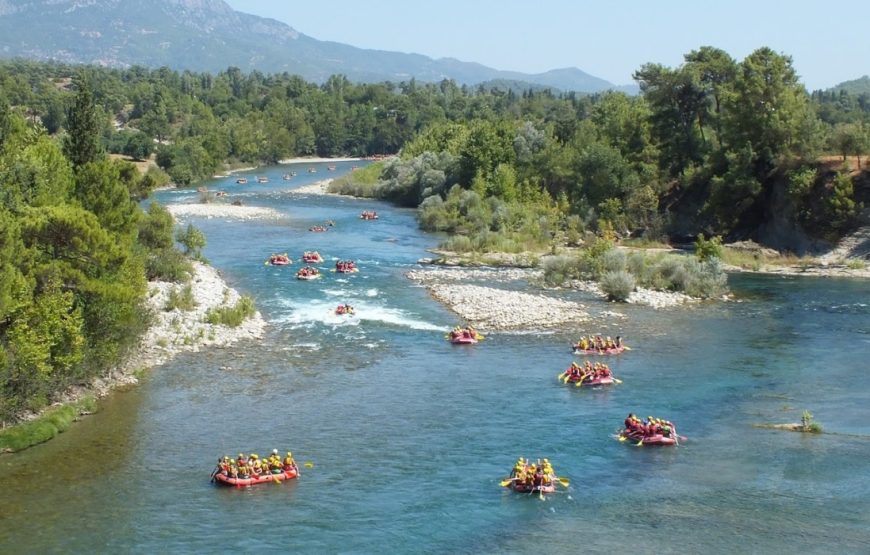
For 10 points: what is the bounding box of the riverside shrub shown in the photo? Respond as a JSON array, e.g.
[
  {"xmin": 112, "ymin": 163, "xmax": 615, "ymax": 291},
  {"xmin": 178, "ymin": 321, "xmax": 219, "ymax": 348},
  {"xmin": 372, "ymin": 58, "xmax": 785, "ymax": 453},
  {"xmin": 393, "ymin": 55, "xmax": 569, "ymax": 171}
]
[
  {"xmin": 600, "ymin": 270, "xmax": 636, "ymax": 301},
  {"xmin": 205, "ymin": 295, "xmax": 256, "ymax": 327}
]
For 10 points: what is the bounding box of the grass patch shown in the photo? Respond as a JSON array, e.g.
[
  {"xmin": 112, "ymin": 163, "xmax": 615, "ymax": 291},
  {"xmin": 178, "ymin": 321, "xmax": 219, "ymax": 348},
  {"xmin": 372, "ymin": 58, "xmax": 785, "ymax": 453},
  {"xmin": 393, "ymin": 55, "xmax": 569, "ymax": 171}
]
[
  {"xmin": 205, "ymin": 295, "xmax": 256, "ymax": 327},
  {"xmin": 0, "ymin": 397, "xmax": 98, "ymax": 453},
  {"xmin": 846, "ymin": 259, "xmax": 866, "ymax": 270},
  {"xmin": 720, "ymin": 247, "xmax": 816, "ymax": 270},
  {"xmin": 621, "ymin": 238, "xmax": 672, "ymax": 249},
  {"xmin": 164, "ymin": 284, "xmax": 197, "ymax": 311}
]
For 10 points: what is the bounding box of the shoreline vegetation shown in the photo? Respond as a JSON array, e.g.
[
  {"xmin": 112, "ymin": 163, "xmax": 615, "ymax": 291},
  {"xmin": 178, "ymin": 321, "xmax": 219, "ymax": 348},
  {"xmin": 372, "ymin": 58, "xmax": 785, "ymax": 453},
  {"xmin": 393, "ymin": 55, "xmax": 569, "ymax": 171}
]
[{"xmin": 0, "ymin": 261, "xmax": 265, "ymax": 453}]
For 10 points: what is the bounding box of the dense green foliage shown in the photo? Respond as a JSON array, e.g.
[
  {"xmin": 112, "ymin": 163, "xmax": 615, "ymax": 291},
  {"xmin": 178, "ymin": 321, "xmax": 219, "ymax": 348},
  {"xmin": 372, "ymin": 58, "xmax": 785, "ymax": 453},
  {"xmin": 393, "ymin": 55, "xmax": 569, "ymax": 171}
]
[
  {"xmin": 0, "ymin": 86, "xmax": 189, "ymax": 423},
  {"xmin": 333, "ymin": 47, "xmax": 864, "ymax": 248}
]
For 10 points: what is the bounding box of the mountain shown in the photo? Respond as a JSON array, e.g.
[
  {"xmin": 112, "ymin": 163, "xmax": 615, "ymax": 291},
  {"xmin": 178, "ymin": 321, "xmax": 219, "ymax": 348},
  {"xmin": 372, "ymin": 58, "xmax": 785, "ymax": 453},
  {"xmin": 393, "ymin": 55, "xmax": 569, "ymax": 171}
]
[
  {"xmin": 0, "ymin": 0, "xmax": 629, "ymax": 93},
  {"xmin": 830, "ymin": 76, "xmax": 870, "ymax": 95}
]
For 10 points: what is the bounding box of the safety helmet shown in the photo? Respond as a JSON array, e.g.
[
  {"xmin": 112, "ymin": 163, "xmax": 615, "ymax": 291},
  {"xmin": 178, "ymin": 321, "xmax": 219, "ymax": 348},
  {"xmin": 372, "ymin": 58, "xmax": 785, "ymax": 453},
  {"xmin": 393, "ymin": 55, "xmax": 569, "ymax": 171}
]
[{"xmin": 272, "ymin": 449, "xmax": 279, "ymax": 455}]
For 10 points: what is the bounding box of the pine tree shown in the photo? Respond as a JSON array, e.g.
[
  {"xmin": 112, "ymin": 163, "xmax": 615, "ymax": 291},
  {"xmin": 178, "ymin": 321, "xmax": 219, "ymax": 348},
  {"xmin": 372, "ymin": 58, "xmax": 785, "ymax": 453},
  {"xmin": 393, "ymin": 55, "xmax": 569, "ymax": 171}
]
[{"xmin": 63, "ymin": 78, "xmax": 102, "ymax": 167}]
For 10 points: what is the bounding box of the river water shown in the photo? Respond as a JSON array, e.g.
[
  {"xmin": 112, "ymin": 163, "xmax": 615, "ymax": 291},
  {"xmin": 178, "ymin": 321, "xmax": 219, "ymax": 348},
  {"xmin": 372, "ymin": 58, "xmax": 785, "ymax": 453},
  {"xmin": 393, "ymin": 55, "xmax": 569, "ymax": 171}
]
[{"xmin": 1, "ymin": 162, "xmax": 869, "ymax": 554}]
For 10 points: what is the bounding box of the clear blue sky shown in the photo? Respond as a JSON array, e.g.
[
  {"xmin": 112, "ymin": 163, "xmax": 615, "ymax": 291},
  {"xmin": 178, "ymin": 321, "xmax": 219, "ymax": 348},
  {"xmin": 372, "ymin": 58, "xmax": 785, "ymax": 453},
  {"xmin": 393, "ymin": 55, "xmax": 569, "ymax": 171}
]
[{"xmin": 226, "ymin": 0, "xmax": 867, "ymax": 90}]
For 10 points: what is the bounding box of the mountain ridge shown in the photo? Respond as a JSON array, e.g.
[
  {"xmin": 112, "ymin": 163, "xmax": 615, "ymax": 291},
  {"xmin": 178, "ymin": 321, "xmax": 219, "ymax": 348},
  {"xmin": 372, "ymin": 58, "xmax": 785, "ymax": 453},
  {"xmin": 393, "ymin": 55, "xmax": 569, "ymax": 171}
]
[{"xmin": 0, "ymin": 0, "xmax": 635, "ymax": 93}]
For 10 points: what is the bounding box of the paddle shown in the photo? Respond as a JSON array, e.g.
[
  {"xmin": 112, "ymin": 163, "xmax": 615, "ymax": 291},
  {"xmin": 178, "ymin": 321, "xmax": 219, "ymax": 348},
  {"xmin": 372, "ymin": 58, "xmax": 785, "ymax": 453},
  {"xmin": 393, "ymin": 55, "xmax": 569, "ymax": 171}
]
[
  {"xmin": 557, "ymin": 476, "xmax": 570, "ymax": 487},
  {"xmin": 613, "ymin": 378, "xmax": 623, "ymax": 384},
  {"xmin": 499, "ymin": 478, "xmax": 514, "ymax": 487},
  {"xmin": 304, "ymin": 462, "xmax": 314, "ymax": 468},
  {"xmin": 209, "ymin": 464, "xmax": 220, "ymax": 483},
  {"xmin": 635, "ymin": 439, "xmax": 644, "ymax": 447}
]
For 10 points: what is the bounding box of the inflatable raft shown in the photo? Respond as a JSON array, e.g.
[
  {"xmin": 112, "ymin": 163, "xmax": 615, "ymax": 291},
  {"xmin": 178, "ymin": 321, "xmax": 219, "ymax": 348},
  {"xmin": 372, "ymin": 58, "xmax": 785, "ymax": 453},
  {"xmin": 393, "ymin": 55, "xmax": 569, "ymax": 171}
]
[
  {"xmin": 509, "ymin": 481, "xmax": 556, "ymax": 494},
  {"xmin": 572, "ymin": 345, "xmax": 627, "ymax": 355},
  {"xmin": 619, "ymin": 431, "xmax": 683, "ymax": 446},
  {"xmin": 214, "ymin": 466, "xmax": 298, "ymax": 487},
  {"xmin": 565, "ymin": 374, "xmax": 616, "ymax": 387},
  {"xmin": 450, "ymin": 335, "xmax": 478, "ymax": 345}
]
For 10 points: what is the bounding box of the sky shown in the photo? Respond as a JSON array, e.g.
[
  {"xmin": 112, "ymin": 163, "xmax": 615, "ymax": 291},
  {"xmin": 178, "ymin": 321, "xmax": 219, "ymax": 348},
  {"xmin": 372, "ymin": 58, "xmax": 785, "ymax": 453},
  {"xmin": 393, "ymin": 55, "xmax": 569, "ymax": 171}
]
[{"xmin": 225, "ymin": 0, "xmax": 868, "ymax": 91}]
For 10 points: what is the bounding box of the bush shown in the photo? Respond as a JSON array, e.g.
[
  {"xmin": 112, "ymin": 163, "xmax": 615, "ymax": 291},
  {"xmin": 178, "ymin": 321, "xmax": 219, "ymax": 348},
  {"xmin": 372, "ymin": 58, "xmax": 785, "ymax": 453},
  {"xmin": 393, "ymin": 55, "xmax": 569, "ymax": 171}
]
[
  {"xmin": 801, "ymin": 410, "xmax": 823, "ymax": 433},
  {"xmin": 205, "ymin": 295, "xmax": 256, "ymax": 327},
  {"xmin": 695, "ymin": 234, "xmax": 723, "ymax": 261},
  {"xmin": 145, "ymin": 248, "xmax": 192, "ymax": 282},
  {"xmin": 599, "ymin": 270, "xmax": 636, "ymax": 302},
  {"xmin": 164, "ymin": 284, "xmax": 197, "ymax": 311},
  {"xmin": 682, "ymin": 258, "xmax": 729, "ymax": 298},
  {"xmin": 542, "ymin": 255, "xmax": 594, "ymax": 286},
  {"xmin": 602, "ymin": 248, "xmax": 627, "ymax": 273}
]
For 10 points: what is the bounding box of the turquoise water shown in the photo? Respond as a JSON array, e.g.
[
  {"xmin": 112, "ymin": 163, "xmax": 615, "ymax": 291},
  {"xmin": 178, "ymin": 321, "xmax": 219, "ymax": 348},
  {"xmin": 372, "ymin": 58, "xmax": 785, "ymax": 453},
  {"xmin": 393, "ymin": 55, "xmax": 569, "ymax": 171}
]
[{"xmin": 1, "ymin": 162, "xmax": 869, "ymax": 554}]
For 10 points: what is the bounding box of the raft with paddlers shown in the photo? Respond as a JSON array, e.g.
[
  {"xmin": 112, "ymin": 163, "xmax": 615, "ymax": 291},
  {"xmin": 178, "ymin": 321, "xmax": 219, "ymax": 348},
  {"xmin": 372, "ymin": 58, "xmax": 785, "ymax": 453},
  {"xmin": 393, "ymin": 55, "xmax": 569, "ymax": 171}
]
[
  {"xmin": 309, "ymin": 225, "xmax": 328, "ymax": 232},
  {"xmin": 447, "ymin": 326, "xmax": 483, "ymax": 345},
  {"xmin": 213, "ymin": 466, "xmax": 298, "ymax": 486},
  {"xmin": 360, "ymin": 210, "xmax": 378, "ymax": 220},
  {"xmin": 296, "ymin": 267, "xmax": 321, "ymax": 280},
  {"xmin": 266, "ymin": 253, "xmax": 291, "ymax": 266},
  {"xmin": 500, "ymin": 457, "xmax": 568, "ymax": 498},
  {"xmin": 335, "ymin": 260, "xmax": 358, "ymax": 273},
  {"xmin": 211, "ymin": 450, "xmax": 303, "ymax": 487},
  {"xmin": 335, "ymin": 303, "xmax": 354, "ymax": 315},
  {"xmin": 618, "ymin": 413, "xmax": 685, "ymax": 446},
  {"xmin": 572, "ymin": 334, "xmax": 628, "ymax": 355},
  {"xmin": 302, "ymin": 251, "xmax": 323, "ymax": 263},
  {"xmin": 558, "ymin": 361, "xmax": 621, "ymax": 387}
]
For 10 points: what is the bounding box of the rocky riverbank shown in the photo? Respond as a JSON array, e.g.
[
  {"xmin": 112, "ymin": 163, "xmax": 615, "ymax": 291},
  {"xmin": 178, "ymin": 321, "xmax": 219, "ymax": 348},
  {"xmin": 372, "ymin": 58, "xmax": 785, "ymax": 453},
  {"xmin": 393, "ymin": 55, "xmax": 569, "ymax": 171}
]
[
  {"xmin": 167, "ymin": 203, "xmax": 282, "ymax": 221},
  {"xmin": 13, "ymin": 262, "xmax": 267, "ymax": 435},
  {"xmin": 407, "ymin": 268, "xmax": 588, "ymax": 330},
  {"xmin": 291, "ymin": 179, "xmax": 336, "ymax": 196}
]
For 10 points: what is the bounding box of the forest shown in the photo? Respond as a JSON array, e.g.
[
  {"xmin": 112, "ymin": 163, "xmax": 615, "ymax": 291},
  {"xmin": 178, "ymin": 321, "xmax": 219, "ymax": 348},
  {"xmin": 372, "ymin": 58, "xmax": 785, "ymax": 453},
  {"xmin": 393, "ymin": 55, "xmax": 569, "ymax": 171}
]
[{"xmin": 0, "ymin": 46, "xmax": 868, "ymax": 424}]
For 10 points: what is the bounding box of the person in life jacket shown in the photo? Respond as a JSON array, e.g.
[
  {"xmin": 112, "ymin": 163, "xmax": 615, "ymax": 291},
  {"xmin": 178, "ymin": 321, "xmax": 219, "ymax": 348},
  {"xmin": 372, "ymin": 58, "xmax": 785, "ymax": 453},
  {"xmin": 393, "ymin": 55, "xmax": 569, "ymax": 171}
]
[
  {"xmin": 283, "ymin": 452, "xmax": 296, "ymax": 470},
  {"xmin": 237, "ymin": 457, "xmax": 250, "ymax": 478}
]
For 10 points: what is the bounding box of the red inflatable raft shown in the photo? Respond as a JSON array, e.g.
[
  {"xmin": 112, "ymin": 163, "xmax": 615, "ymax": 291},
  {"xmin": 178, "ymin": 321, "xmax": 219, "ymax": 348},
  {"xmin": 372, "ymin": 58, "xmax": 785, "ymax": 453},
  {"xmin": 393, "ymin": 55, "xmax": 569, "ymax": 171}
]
[
  {"xmin": 572, "ymin": 345, "xmax": 627, "ymax": 355},
  {"xmin": 450, "ymin": 335, "xmax": 478, "ymax": 345},
  {"xmin": 619, "ymin": 430, "xmax": 684, "ymax": 446},
  {"xmin": 565, "ymin": 374, "xmax": 616, "ymax": 387},
  {"xmin": 213, "ymin": 466, "xmax": 299, "ymax": 487}
]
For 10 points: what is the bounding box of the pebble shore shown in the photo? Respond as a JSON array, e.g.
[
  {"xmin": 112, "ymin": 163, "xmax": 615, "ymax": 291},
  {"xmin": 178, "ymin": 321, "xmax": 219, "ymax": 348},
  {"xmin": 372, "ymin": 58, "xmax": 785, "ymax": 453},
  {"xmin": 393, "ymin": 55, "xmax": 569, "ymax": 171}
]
[{"xmin": 167, "ymin": 203, "xmax": 282, "ymax": 220}]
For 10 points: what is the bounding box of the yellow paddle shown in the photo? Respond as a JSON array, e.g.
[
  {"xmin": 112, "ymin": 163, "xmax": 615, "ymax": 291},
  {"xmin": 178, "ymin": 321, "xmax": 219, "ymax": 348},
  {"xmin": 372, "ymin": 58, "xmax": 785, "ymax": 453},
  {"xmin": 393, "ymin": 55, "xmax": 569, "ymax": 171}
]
[
  {"xmin": 613, "ymin": 378, "xmax": 623, "ymax": 384},
  {"xmin": 557, "ymin": 477, "xmax": 570, "ymax": 487},
  {"xmin": 499, "ymin": 478, "xmax": 514, "ymax": 487},
  {"xmin": 618, "ymin": 435, "xmax": 628, "ymax": 442},
  {"xmin": 304, "ymin": 462, "xmax": 314, "ymax": 468}
]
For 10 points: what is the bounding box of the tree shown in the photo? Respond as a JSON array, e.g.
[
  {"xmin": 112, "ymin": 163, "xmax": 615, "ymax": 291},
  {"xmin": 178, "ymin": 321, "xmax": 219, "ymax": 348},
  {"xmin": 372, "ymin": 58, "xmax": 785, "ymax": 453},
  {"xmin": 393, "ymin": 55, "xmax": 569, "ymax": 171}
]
[
  {"xmin": 63, "ymin": 79, "xmax": 103, "ymax": 167},
  {"xmin": 684, "ymin": 46, "xmax": 737, "ymax": 146},
  {"xmin": 831, "ymin": 123, "xmax": 869, "ymax": 168},
  {"xmin": 176, "ymin": 224, "xmax": 206, "ymax": 259},
  {"xmin": 122, "ymin": 131, "xmax": 154, "ymax": 161},
  {"xmin": 634, "ymin": 63, "xmax": 707, "ymax": 175},
  {"xmin": 724, "ymin": 48, "xmax": 818, "ymax": 170},
  {"xmin": 73, "ymin": 160, "xmax": 139, "ymax": 240}
]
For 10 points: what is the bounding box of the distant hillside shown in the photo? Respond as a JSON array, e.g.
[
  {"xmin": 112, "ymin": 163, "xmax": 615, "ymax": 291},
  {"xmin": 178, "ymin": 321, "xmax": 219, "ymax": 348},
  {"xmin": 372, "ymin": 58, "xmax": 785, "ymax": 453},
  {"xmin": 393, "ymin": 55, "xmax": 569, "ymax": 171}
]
[
  {"xmin": 831, "ymin": 76, "xmax": 870, "ymax": 95},
  {"xmin": 0, "ymin": 0, "xmax": 629, "ymax": 93}
]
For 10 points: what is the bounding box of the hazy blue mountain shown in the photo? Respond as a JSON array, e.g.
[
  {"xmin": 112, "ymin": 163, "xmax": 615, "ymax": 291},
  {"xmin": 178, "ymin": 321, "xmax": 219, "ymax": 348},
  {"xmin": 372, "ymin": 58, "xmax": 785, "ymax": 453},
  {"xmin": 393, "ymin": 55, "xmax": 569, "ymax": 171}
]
[{"xmin": 0, "ymin": 0, "xmax": 631, "ymax": 93}]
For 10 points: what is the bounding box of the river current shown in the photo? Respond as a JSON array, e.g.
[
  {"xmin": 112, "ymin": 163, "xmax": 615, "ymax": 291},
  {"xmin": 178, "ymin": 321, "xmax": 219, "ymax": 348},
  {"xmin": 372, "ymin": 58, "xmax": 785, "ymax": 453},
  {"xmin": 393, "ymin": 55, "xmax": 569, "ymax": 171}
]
[{"xmin": 1, "ymin": 162, "xmax": 869, "ymax": 554}]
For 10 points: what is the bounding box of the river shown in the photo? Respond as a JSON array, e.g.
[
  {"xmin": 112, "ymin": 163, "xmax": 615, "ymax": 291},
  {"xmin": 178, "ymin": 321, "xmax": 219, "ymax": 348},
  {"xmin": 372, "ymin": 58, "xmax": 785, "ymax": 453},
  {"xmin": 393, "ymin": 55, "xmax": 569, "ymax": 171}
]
[{"xmin": 1, "ymin": 161, "xmax": 869, "ymax": 554}]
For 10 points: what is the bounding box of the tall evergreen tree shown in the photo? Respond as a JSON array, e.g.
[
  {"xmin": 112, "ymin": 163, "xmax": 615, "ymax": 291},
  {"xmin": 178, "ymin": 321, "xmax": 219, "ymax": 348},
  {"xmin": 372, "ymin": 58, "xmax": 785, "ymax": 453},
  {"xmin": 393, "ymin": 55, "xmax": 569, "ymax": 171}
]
[{"xmin": 63, "ymin": 78, "xmax": 102, "ymax": 167}]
